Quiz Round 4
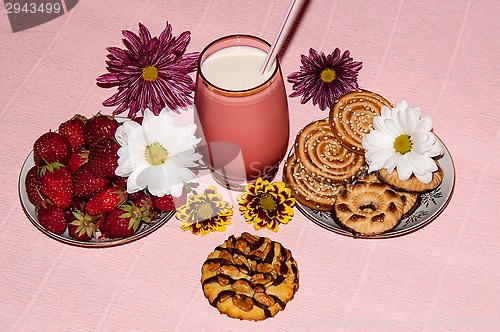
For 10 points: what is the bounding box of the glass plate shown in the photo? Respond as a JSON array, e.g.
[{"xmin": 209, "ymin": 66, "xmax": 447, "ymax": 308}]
[
  {"xmin": 18, "ymin": 149, "xmax": 175, "ymax": 248},
  {"xmin": 295, "ymin": 137, "xmax": 455, "ymax": 238}
]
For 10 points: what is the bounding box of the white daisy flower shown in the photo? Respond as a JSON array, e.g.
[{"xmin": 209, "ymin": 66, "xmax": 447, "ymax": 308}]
[
  {"xmin": 361, "ymin": 99, "xmax": 444, "ymax": 184},
  {"xmin": 115, "ymin": 108, "xmax": 201, "ymax": 197}
]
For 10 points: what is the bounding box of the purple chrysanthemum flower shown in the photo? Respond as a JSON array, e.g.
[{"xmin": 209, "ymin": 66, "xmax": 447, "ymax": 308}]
[
  {"xmin": 287, "ymin": 48, "xmax": 362, "ymax": 111},
  {"xmin": 96, "ymin": 22, "xmax": 199, "ymax": 118}
]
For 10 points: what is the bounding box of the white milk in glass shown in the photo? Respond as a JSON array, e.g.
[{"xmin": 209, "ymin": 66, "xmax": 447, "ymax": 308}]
[{"xmin": 200, "ymin": 46, "xmax": 276, "ymax": 91}]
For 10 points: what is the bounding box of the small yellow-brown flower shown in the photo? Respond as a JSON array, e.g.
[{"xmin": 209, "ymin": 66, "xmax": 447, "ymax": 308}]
[
  {"xmin": 237, "ymin": 178, "xmax": 296, "ymax": 232},
  {"xmin": 175, "ymin": 186, "xmax": 233, "ymax": 236}
]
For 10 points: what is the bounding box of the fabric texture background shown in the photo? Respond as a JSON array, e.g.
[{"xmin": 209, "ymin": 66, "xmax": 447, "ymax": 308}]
[{"xmin": 1, "ymin": 0, "xmax": 499, "ymax": 331}]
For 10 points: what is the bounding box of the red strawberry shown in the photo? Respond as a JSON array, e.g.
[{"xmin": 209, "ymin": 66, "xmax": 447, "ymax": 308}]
[
  {"xmin": 85, "ymin": 186, "xmax": 127, "ymax": 216},
  {"xmin": 33, "ymin": 132, "xmax": 72, "ymax": 165},
  {"xmin": 131, "ymin": 191, "xmax": 157, "ymax": 221},
  {"xmin": 111, "ymin": 176, "xmax": 128, "ymax": 190},
  {"xmin": 151, "ymin": 194, "xmax": 175, "ymax": 212},
  {"xmin": 83, "ymin": 114, "xmax": 119, "ymax": 149},
  {"xmin": 58, "ymin": 114, "xmax": 86, "ymax": 152},
  {"xmin": 67, "ymin": 209, "xmax": 97, "ymax": 242},
  {"xmin": 67, "ymin": 149, "xmax": 89, "ymax": 173},
  {"xmin": 73, "ymin": 164, "xmax": 110, "ymax": 200},
  {"xmin": 25, "ymin": 166, "xmax": 44, "ymax": 207},
  {"xmin": 151, "ymin": 188, "xmax": 187, "ymax": 212},
  {"xmin": 88, "ymin": 137, "xmax": 120, "ymax": 178},
  {"xmin": 66, "ymin": 197, "xmax": 87, "ymax": 216},
  {"xmin": 40, "ymin": 163, "xmax": 74, "ymax": 210},
  {"xmin": 98, "ymin": 203, "xmax": 146, "ymax": 239},
  {"xmin": 37, "ymin": 201, "xmax": 67, "ymax": 235}
]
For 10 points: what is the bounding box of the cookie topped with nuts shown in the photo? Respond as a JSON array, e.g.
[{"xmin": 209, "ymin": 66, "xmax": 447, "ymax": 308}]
[{"xmin": 201, "ymin": 233, "xmax": 299, "ymax": 321}]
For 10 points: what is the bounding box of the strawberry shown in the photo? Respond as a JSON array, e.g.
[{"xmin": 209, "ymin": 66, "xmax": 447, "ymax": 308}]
[
  {"xmin": 25, "ymin": 166, "xmax": 44, "ymax": 207},
  {"xmin": 111, "ymin": 176, "xmax": 128, "ymax": 190},
  {"xmin": 73, "ymin": 164, "xmax": 110, "ymax": 199},
  {"xmin": 151, "ymin": 188, "xmax": 187, "ymax": 212},
  {"xmin": 67, "ymin": 149, "xmax": 89, "ymax": 173},
  {"xmin": 67, "ymin": 208, "xmax": 97, "ymax": 242},
  {"xmin": 88, "ymin": 137, "xmax": 120, "ymax": 178},
  {"xmin": 151, "ymin": 194, "xmax": 175, "ymax": 212},
  {"xmin": 33, "ymin": 132, "xmax": 72, "ymax": 165},
  {"xmin": 85, "ymin": 186, "xmax": 127, "ymax": 216},
  {"xmin": 83, "ymin": 114, "xmax": 119, "ymax": 149},
  {"xmin": 40, "ymin": 163, "xmax": 74, "ymax": 210},
  {"xmin": 98, "ymin": 202, "xmax": 146, "ymax": 239},
  {"xmin": 58, "ymin": 114, "xmax": 86, "ymax": 152},
  {"xmin": 37, "ymin": 201, "xmax": 67, "ymax": 235},
  {"xmin": 131, "ymin": 191, "xmax": 157, "ymax": 221}
]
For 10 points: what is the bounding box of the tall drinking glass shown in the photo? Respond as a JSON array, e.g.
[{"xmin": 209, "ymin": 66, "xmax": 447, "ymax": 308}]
[{"xmin": 194, "ymin": 35, "xmax": 290, "ymax": 190}]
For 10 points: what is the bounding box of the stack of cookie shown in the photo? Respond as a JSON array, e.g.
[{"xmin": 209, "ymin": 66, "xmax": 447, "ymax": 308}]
[{"xmin": 283, "ymin": 90, "xmax": 444, "ymax": 236}]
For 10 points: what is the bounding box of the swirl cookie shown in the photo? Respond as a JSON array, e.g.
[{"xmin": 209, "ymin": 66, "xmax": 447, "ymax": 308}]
[
  {"xmin": 201, "ymin": 233, "xmax": 299, "ymax": 321},
  {"xmin": 283, "ymin": 154, "xmax": 343, "ymax": 211},
  {"xmin": 378, "ymin": 162, "xmax": 444, "ymax": 193},
  {"xmin": 294, "ymin": 119, "xmax": 366, "ymax": 184},
  {"xmin": 329, "ymin": 90, "xmax": 392, "ymax": 154},
  {"xmin": 332, "ymin": 181, "xmax": 404, "ymax": 236}
]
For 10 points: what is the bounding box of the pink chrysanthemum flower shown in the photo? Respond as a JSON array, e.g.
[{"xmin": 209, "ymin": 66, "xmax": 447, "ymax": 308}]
[
  {"xmin": 287, "ymin": 48, "xmax": 362, "ymax": 111},
  {"xmin": 96, "ymin": 22, "xmax": 199, "ymax": 118}
]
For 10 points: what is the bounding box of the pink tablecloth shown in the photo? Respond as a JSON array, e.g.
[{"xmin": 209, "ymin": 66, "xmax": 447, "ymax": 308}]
[{"xmin": 1, "ymin": 0, "xmax": 499, "ymax": 331}]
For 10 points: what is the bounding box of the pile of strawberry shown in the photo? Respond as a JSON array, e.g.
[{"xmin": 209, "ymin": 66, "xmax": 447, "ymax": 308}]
[{"xmin": 25, "ymin": 114, "xmax": 185, "ymax": 242}]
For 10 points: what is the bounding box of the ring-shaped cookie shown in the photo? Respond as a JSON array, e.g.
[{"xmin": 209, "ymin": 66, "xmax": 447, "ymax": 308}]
[
  {"xmin": 329, "ymin": 90, "xmax": 392, "ymax": 154},
  {"xmin": 294, "ymin": 119, "xmax": 366, "ymax": 184},
  {"xmin": 332, "ymin": 181, "xmax": 404, "ymax": 236}
]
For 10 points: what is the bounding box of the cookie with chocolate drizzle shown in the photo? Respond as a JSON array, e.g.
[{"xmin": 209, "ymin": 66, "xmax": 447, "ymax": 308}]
[{"xmin": 201, "ymin": 233, "xmax": 299, "ymax": 321}]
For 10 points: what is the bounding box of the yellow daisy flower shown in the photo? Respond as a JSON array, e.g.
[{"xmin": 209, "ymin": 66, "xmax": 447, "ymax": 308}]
[
  {"xmin": 237, "ymin": 178, "xmax": 296, "ymax": 232},
  {"xmin": 175, "ymin": 186, "xmax": 233, "ymax": 236}
]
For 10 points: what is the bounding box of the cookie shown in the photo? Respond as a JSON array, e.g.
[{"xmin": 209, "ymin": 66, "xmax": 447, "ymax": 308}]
[
  {"xmin": 377, "ymin": 162, "xmax": 444, "ymax": 193},
  {"xmin": 356, "ymin": 172, "xmax": 421, "ymax": 217},
  {"xmin": 332, "ymin": 181, "xmax": 404, "ymax": 236},
  {"xmin": 329, "ymin": 90, "xmax": 392, "ymax": 154},
  {"xmin": 400, "ymin": 191, "xmax": 421, "ymax": 217},
  {"xmin": 283, "ymin": 154, "xmax": 343, "ymax": 211},
  {"xmin": 201, "ymin": 233, "xmax": 299, "ymax": 321},
  {"xmin": 294, "ymin": 119, "xmax": 366, "ymax": 184}
]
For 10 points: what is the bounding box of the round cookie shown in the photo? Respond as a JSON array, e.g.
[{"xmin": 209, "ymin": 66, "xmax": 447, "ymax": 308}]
[
  {"xmin": 377, "ymin": 162, "xmax": 444, "ymax": 193},
  {"xmin": 332, "ymin": 181, "xmax": 404, "ymax": 236},
  {"xmin": 201, "ymin": 233, "xmax": 299, "ymax": 321},
  {"xmin": 329, "ymin": 90, "xmax": 392, "ymax": 154},
  {"xmin": 283, "ymin": 154, "xmax": 343, "ymax": 211},
  {"xmin": 401, "ymin": 192, "xmax": 421, "ymax": 217},
  {"xmin": 294, "ymin": 119, "xmax": 366, "ymax": 184},
  {"xmin": 356, "ymin": 172, "xmax": 421, "ymax": 217}
]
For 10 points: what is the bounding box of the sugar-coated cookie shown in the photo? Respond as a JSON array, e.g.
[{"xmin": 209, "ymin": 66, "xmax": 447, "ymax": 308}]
[
  {"xmin": 294, "ymin": 119, "xmax": 366, "ymax": 184},
  {"xmin": 329, "ymin": 90, "xmax": 392, "ymax": 154},
  {"xmin": 283, "ymin": 154, "xmax": 343, "ymax": 211}
]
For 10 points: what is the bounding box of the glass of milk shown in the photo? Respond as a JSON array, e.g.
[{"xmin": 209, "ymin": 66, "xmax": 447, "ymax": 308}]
[{"xmin": 194, "ymin": 35, "xmax": 290, "ymax": 190}]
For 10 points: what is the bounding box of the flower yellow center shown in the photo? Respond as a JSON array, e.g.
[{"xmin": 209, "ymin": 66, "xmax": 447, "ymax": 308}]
[
  {"xmin": 320, "ymin": 68, "xmax": 336, "ymax": 83},
  {"xmin": 145, "ymin": 142, "xmax": 168, "ymax": 166},
  {"xmin": 259, "ymin": 194, "xmax": 277, "ymax": 211},
  {"xmin": 393, "ymin": 134, "xmax": 412, "ymax": 154},
  {"xmin": 142, "ymin": 66, "xmax": 158, "ymax": 82},
  {"xmin": 197, "ymin": 203, "xmax": 213, "ymax": 220}
]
